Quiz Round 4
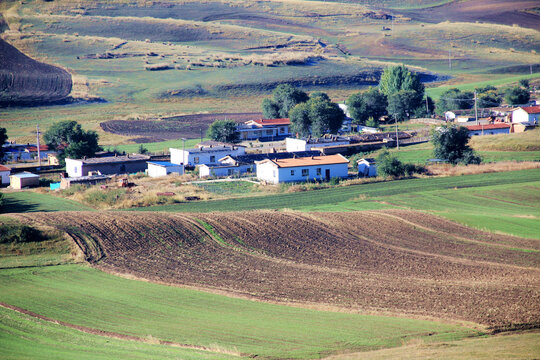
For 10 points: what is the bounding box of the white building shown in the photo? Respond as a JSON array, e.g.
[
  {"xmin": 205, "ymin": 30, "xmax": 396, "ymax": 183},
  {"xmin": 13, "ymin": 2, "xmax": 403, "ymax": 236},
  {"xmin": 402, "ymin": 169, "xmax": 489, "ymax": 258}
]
[
  {"xmin": 199, "ymin": 164, "xmax": 244, "ymax": 178},
  {"xmin": 286, "ymin": 136, "xmax": 350, "ymax": 152},
  {"xmin": 170, "ymin": 145, "xmax": 245, "ymax": 167},
  {"xmin": 147, "ymin": 161, "xmax": 184, "ymax": 178},
  {"xmin": 256, "ymin": 154, "xmax": 349, "ymax": 184},
  {"xmin": 0, "ymin": 165, "xmax": 11, "ymax": 185},
  {"xmin": 236, "ymin": 119, "xmax": 291, "ymax": 141},
  {"xmin": 357, "ymin": 158, "xmax": 377, "ymax": 177},
  {"xmin": 65, "ymin": 155, "xmax": 150, "ymax": 178},
  {"xmin": 444, "ymin": 111, "xmax": 456, "ymax": 122},
  {"xmin": 465, "ymin": 123, "xmax": 511, "ymax": 136},
  {"xmin": 512, "ymin": 106, "xmax": 540, "ymax": 124}
]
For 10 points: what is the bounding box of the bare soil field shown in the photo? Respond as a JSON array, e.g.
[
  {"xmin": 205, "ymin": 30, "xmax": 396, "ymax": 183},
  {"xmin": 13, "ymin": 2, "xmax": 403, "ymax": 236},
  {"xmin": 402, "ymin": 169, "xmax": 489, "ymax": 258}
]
[
  {"xmin": 10, "ymin": 209, "xmax": 540, "ymax": 328},
  {"xmin": 100, "ymin": 112, "xmax": 262, "ymax": 142},
  {"xmin": 399, "ymin": 0, "xmax": 540, "ymax": 30}
]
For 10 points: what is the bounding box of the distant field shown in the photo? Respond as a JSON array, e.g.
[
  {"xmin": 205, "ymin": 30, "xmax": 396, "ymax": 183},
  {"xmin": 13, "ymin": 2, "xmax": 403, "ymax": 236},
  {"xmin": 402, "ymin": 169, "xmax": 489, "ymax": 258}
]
[{"xmin": 0, "ymin": 265, "xmax": 478, "ymax": 359}]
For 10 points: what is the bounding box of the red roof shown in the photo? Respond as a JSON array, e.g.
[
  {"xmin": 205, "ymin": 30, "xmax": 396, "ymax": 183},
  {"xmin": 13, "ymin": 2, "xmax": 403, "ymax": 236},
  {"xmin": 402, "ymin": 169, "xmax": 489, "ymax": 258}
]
[
  {"xmin": 25, "ymin": 145, "xmax": 49, "ymax": 152},
  {"xmin": 0, "ymin": 165, "xmax": 11, "ymax": 172},
  {"xmin": 251, "ymin": 118, "xmax": 290, "ymax": 126},
  {"xmin": 519, "ymin": 106, "xmax": 540, "ymax": 114},
  {"xmin": 465, "ymin": 123, "xmax": 511, "ymax": 131}
]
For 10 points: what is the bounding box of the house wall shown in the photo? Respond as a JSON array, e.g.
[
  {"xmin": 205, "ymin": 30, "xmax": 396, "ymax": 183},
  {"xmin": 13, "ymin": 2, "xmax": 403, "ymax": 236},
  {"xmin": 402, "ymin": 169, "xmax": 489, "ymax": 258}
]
[
  {"xmin": 199, "ymin": 164, "xmax": 252, "ymax": 178},
  {"xmin": 170, "ymin": 147, "xmax": 245, "ymax": 166},
  {"xmin": 147, "ymin": 164, "xmax": 183, "ymax": 178},
  {"xmin": 238, "ymin": 126, "xmax": 290, "ymax": 140},
  {"xmin": 285, "ymin": 138, "xmax": 349, "ymax": 152},
  {"xmin": 468, "ymin": 128, "xmax": 510, "ymax": 136},
  {"xmin": 0, "ymin": 170, "xmax": 10, "ymax": 184},
  {"xmin": 10, "ymin": 175, "xmax": 39, "ymax": 189},
  {"xmin": 257, "ymin": 162, "xmax": 348, "ymax": 184},
  {"xmin": 66, "ymin": 159, "xmax": 148, "ymax": 177},
  {"xmin": 512, "ymin": 109, "xmax": 539, "ymax": 124},
  {"xmin": 358, "ymin": 162, "xmax": 377, "ymax": 177}
]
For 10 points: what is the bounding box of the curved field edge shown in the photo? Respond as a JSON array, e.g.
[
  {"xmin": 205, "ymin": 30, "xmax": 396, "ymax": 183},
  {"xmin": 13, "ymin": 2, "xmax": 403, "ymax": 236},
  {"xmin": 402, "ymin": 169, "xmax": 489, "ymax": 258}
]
[
  {"xmin": 8, "ymin": 210, "xmax": 540, "ymax": 328},
  {"xmin": 0, "ymin": 264, "xmax": 479, "ymax": 360}
]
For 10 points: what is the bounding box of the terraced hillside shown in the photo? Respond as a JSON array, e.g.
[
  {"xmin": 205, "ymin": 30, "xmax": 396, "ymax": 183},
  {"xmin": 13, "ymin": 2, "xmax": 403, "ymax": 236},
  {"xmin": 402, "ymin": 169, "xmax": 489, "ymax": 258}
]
[
  {"xmin": 0, "ymin": 39, "xmax": 72, "ymax": 106},
  {"xmin": 11, "ymin": 210, "xmax": 540, "ymax": 328}
]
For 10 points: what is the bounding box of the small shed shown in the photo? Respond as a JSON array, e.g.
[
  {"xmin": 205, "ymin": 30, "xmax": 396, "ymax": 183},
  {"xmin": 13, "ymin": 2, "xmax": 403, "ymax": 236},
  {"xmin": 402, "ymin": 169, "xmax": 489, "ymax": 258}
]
[
  {"xmin": 147, "ymin": 161, "xmax": 183, "ymax": 178},
  {"xmin": 10, "ymin": 172, "xmax": 39, "ymax": 189},
  {"xmin": 357, "ymin": 158, "xmax": 377, "ymax": 177},
  {"xmin": 60, "ymin": 175, "xmax": 113, "ymax": 189},
  {"xmin": 0, "ymin": 165, "xmax": 11, "ymax": 185}
]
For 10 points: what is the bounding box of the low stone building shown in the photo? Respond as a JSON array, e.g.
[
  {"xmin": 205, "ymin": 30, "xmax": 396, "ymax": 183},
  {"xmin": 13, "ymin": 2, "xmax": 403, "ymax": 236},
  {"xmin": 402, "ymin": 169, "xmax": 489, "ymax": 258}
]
[
  {"xmin": 10, "ymin": 172, "xmax": 39, "ymax": 189},
  {"xmin": 65, "ymin": 154, "xmax": 150, "ymax": 178}
]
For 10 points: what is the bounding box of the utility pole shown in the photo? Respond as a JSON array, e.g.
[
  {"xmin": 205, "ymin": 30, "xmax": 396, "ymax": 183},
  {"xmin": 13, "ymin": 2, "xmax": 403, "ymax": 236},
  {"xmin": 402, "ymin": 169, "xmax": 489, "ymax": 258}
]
[
  {"xmin": 36, "ymin": 124, "xmax": 41, "ymax": 168},
  {"xmin": 425, "ymin": 97, "xmax": 429, "ymax": 115},
  {"xmin": 474, "ymin": 91, "xmax": 479, "ymax": 125},
  {"xmin": 395, "ymin": 116, "xmax": 399, "ymax": 150},
  {"xmin": 181, "ymin": 138, "xmax": 186, "ymax": 175}
]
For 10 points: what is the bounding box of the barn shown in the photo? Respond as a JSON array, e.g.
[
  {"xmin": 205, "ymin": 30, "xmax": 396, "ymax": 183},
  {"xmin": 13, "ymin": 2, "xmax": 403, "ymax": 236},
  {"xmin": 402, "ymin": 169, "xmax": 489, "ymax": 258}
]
[{"xmin": 10, "ymin": 172, "xmax": 39, "ymax": 189}]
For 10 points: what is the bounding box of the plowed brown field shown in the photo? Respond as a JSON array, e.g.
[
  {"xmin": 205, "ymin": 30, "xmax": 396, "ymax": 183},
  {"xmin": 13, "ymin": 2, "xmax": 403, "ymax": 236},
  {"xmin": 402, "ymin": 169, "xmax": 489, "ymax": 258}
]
[{"xmin": 12, "ymin": 210, "xmax": 540, "ymax": 327}]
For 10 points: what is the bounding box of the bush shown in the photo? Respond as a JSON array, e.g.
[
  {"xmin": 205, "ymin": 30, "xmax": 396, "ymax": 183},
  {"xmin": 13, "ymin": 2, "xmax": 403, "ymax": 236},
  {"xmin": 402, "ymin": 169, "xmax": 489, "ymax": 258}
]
[{"xmin": 377, "ymin": 150, "xmax": 405, "ymax": 178}]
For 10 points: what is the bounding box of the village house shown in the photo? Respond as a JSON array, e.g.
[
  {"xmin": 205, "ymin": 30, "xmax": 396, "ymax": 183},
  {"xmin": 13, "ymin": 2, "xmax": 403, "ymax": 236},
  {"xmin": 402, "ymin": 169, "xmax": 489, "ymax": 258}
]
[
  {"xmin": 286, "ymin": 135, "xmax": 350, "ymax": 152},
  {"xmin": 170, "ymin": 144, "xmax": 245, "ymax": 167},
  {"xmin": 256, "ymin": 154, "xmax": 349, "ymax": 184},
  {"xmin": 146, "ymin": 161, "xmax": 184, "ymax": 178},
  {"xmin": 357, "ymin": 158, "xmax": 377, "ymax": 177},
  {"xmin": 198, "ymin": 151, "xmax": 321, "ymax": 178},
  {"xmin": 65, "ymin": 154, "xmax": 150, "ymax": 178},
  {"xmin": 60, "ymin": 174, "xmax": 113, "ymax": 190},
  {"xmin": 511, "ymin": 106, "xmax": 540, "ymax": 125},
  {"xmin": 10, "ymin": 172, "xmax": 39, "ymax": 189},
  {"xmin": 24, "ymin": 144, "xmax": 54, "ymax": 160},
  {"xmin": 236, "ymin": 118, "xmax": 291, "ymax": 141},
  {"xmin": 465, "ymin": 123, "xmax": 511, "ymax": 136},
  {"xmin": 0, "ymin": 165, "xmax": 11, "ymax": 185}
]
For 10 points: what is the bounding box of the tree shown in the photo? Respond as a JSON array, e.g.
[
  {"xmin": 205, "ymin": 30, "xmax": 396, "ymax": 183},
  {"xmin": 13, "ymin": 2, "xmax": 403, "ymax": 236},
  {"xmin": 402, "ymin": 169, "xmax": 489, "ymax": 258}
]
[
  {"xmin": 379, "ymin": 65, "xmax": 424, "ymax": 111},
  {"xmin": 261, "ymin": 98, "xmax": 280, "ymax": 119},
  {"xmin": 376, "ymin": 149, "xmax": 404, "ymax": 178},
  {"xmin": 345, "ymin": 88, "xmax": 387, "ymax": 125},
  {"xmin": 0, "ymin": 128, "xmax": 8, "ymax": 163},
  {"xmin": 289, "ymin": 97, "xmax": 344, "ymax": 137},
  {"xmin": 387, "ymin": 90, "xmax": 417, "ymax": 121},
  {"xmin": 505, "ymin": 86, "xmax": 530, "ymax": 105},
  {"xmin": 436, "ymin": 88, "xmax": 474, "ymax": 114},
  {"xmin": 432, "ymin": 126, "xmax": 481, "ymax": 165},
  {"xmin": 206, "ymin": 119, "xmax": 239, "ymax": 143},
  {"xmin": 289, "ymin": 102, "xmax": 311, "ymax": 137},
  {"xmin": 261, "ymin": 84, "xmax": 309, "ymax": 119},
  {"xmin": 44, "ymin": 120, "xmax": 101, "ymax": 164},
  {"xmin": 309, "ymin": 97, "xmax": 344, "ymax": 136},
  {"xmin": 138, "ymin": 144, "xmax": 149, "ymax": 154},
  {"xmin": 309, "ymin": 91, "xmax": 330, "ymax": 102},
  {"xmin": 519, "ymin": 79, "xmax": 530, "ymax": 89},
  {"xmin": 477, "ymin": 92, "xmax": 502, "ymax": 108}
]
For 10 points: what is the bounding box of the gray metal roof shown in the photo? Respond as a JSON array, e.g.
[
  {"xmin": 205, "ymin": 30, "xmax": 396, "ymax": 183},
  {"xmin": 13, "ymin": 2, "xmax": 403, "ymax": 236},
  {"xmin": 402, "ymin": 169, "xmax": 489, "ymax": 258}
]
[{"xmin": 68, "ymin": 155, "xmax": 150, "ymax": 164}]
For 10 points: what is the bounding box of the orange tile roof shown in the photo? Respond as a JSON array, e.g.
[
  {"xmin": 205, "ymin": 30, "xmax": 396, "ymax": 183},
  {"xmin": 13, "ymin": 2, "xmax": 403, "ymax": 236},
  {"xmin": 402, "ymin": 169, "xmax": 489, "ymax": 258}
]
[
  {"xmin": 25, "ymin": 145, "xmax": 49, "ymax": 152},
  {"xmin": 465, "ymin": 123, "xmax": 511, "ymax": 131},
  {"xmin": 261, "ymin": 154, "xmax": 349, "ymax": 168},
  {"xmin": 519, "ymin": 106, "xmax": 540, "ymax": 114},
  {"xmin": 0, "ymin": 165, "xmax": 11, "ymax": 172},
  {"xmin": 251, "ymin": 118, "xmax": 290, "ymax": 126}
]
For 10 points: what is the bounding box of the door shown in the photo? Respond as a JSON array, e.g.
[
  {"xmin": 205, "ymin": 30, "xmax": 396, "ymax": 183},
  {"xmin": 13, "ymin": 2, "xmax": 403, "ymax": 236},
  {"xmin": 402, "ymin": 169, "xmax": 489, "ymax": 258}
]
[{"xmin": 325, "ymin": 169, "xmax": 330, "ymax": 181}]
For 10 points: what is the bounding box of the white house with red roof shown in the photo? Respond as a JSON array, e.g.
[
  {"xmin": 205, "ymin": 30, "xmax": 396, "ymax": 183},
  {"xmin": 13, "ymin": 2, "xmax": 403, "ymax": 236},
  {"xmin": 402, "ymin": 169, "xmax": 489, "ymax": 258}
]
[
  {"xmin": 236, "ymin": 118, "xmax": 291, "ymax": 140},
  {"xmin": 0, "ymin": 164, "xmax": 11, "ymax": 185},
  {"xmin": 256, "ymin": 154, "xmax": 349, "ymax": 184},
  {"xmin": 465, "ymin": 123, "xmax": 511, "ymax": 136},
  {"xmin": 512, "ymin": 106, "xmax": 540, "ymax": 125}
]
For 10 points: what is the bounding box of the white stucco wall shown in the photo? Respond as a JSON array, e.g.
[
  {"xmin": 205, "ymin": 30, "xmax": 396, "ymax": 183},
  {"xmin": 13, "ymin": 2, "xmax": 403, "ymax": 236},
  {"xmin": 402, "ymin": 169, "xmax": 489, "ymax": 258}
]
[
  {"xmin": 512, "ymin": 109, "xmax": 539, "ymax": 124},
  {"xmin": 170, "ymin": 147, "xmax": 245, "ymax": 166},
  {"xmin": 358, "ymin": 161, "xmax": 377, "ymax": 177},
  {"xmin": 65, "ymin": 159, "xmax": 84, "ymax": 178},
  {"xmin": 0, "ymin": 170, "xmax": 10, "ymax": 184},
  {"xmin": 147, "ymin": 163, "xmax": 183, "ymax": 178},
  {"xmin": 257, "ymin": 162, "xmax": 348, "ymax": 184}
]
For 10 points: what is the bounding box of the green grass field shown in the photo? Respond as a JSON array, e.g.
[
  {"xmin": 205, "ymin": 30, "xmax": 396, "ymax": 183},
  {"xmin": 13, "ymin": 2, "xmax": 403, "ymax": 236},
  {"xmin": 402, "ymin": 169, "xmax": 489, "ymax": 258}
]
[
  {"xmin": 0, "ymin": 264, "xmax": 478, "ymax": 360},
  {"xmin": 0, "ymin": 191, "xmax": 93, "ymax": 213},
  {"xmin": 0, "ymin": 306, "xmax": 238, "ymax": 360},
  {"xmin": 132, "ymin": 169, "xmax": 540, "ymax": 238}
]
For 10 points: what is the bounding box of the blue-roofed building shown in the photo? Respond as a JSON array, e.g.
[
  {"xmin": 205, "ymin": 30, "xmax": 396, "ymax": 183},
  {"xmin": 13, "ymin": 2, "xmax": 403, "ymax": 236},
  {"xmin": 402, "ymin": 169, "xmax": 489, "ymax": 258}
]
[{"xmin": 147, "ymin": 161, "xmax": 184, "ymax": 178}]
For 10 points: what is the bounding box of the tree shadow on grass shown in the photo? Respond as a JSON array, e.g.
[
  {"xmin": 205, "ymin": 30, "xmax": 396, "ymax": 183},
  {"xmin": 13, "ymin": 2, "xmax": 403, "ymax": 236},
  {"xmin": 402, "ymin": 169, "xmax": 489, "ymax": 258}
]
[{"xmin": 0, "ymin": 193, "xmax": 43, "ymax": 213}]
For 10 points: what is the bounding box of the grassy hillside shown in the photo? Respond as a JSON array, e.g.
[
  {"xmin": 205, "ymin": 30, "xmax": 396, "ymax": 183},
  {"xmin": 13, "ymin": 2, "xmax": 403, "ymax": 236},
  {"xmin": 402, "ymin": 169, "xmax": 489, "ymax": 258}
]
[
  {"xmin": 0, "ymin": 265, "xmax": 478, "ymax": 359},
  {"xmin": 0, "ymin": 306, "xmax": 237, "ymax": 360},
  {"xmin": 0, "ymin": 191, "xmax": 94, "ymax": 213}
]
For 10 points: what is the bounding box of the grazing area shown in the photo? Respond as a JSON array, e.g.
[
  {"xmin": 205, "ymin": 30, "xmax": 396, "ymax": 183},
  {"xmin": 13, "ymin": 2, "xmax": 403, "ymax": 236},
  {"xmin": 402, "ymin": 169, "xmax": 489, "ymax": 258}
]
[
  {"xmin": 8, "ymin": 210, "xmax": 540, "ymax": 328},
  {"xmin": 0, "ymin": 265, "xmax": 477, "ymax": 359}
]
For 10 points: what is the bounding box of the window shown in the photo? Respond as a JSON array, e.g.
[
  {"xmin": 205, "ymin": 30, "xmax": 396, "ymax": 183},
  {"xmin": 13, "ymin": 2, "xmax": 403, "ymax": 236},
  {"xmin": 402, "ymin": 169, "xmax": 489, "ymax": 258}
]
[
  {"xmin": 227, "ymin": 169, "xmax": 233, "ymax": 175},
  {"xmin": 246, "ymin": 166, "xmax": 252, "ymax": 173},
  {"xmin": 291, "ymin": 170, "xmax": 295, "ymax": 176},
  {"xmin": 316, "ymin": 168, "xmax": 321, "ymax": 176},
  {"xmin": 194, "ymin": 157, "xmax": 199, "ymax": 164},
  {"xmin": 279, "ymin": 127, "xmax": 285, "ymax": 134},
  {"xmin": 210, "ymin": 156, "xmax": 216, "ymax": 162},
  {"xmin": 266, "ymin": 130, "xmax": 273, "ymax": 135},
  {"xmin": 302, "ymin": 168, "xmax": 309, "ymax": 176}
]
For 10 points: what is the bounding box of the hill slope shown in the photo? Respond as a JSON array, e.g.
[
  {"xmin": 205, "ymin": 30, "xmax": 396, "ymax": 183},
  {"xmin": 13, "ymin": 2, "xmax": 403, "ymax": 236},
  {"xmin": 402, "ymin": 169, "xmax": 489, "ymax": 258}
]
[
  {"xmin": 0, "ymin": 39, "xmax": 72, "ymax": 106},
  {"xmin": 11, "ymin": 209, "xmax": 540, "ymax": 328}
]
